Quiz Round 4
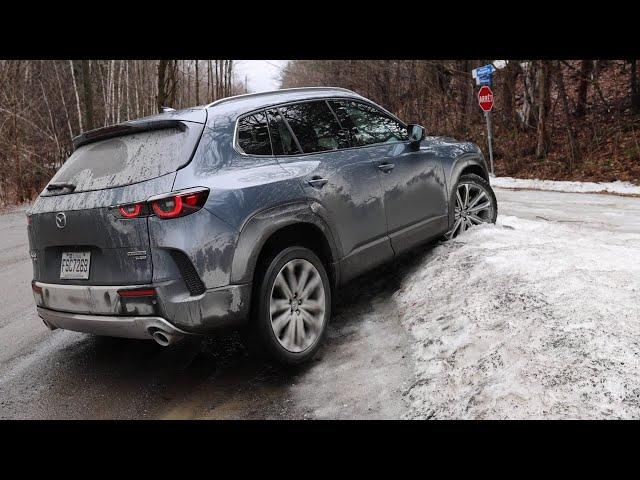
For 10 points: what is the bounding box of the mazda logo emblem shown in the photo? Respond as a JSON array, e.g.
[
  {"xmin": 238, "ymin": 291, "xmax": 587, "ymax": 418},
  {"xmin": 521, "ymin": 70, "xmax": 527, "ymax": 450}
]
[{"xmin": 55, "ymin": 212, "xmax": 66, "ymax": 229}]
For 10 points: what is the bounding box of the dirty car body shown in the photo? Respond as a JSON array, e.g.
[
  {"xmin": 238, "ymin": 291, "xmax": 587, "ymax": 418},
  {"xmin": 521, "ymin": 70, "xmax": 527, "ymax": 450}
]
[{"xmin": 27, "ymin": 87, "xmax": 491, "ymax": 350}]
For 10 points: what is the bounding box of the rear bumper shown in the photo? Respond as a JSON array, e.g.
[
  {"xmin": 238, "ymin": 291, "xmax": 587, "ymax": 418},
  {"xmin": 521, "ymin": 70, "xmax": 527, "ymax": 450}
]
[
  {"xmin": 37, "ymin": 307, "xmax": 191, "ymax": 340},
  {"xmin": 32, "ymin": 280, "xmax": 252, "ymax": 336}
]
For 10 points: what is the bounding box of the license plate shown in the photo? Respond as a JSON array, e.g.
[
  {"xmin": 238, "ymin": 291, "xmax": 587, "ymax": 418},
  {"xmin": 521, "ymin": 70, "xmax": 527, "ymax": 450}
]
[{"xmin": 60, "ymin": 252, "xmax": 91, "ymax": 280}]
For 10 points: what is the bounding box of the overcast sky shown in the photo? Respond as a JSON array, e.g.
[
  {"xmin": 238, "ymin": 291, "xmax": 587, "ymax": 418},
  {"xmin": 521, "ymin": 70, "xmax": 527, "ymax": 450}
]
[{"xmin": 234, "ymin": 60, "xmax": 289, "ymax": 93}]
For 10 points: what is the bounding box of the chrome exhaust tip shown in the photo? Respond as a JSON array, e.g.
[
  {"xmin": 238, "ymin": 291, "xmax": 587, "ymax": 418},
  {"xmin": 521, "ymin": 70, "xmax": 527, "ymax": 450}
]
[{"xmin": 150, "ymin": 329, "xmax": 178, "ymax": 347}]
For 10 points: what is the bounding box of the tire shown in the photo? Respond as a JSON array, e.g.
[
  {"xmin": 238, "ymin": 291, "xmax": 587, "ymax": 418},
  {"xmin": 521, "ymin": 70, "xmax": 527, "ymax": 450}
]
[
  {"xmin": 250, "ymin": 246, "xmax": 332, "ymax": 365},
  {"xmin": 446, "ymin": 173, "xmax": 498, "ymax": 239}
]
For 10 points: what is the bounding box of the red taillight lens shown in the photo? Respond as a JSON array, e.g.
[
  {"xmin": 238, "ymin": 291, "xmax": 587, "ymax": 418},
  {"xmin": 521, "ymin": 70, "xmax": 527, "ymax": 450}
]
[
  {"xmin": 118, "ymin": 203, "xmax": 142, "ymax": 218},
  {"xmin": 117, "ymin": 288, "xmax": 157, "ymax": 298},
  {"xmin": 111, "ymin": 202, "xmax": 149, "ymax": 219},
  {"xmin": 149, "ymin": 188, "xmax": 209, "ymax": 219},
  {"xmin": 152, "ymin": 195, "xmax": 183, "ymax": 218}
]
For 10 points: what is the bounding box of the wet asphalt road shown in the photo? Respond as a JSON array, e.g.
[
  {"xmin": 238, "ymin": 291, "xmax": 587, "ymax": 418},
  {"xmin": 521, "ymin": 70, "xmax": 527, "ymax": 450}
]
[{"xmin": 0, "ymin": 206, "xmax": 415, "ymax": 419}]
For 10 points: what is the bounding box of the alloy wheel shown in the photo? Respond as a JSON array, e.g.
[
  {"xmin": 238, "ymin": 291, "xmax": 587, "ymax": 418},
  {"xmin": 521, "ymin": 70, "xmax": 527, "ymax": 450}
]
[
  {"xmin": 447, "ymin": 182, "xmax": 494, "ymax": 238},
  {"xmin": 269, "ymin": 258, "xmax": 326, "ymax": 353}
]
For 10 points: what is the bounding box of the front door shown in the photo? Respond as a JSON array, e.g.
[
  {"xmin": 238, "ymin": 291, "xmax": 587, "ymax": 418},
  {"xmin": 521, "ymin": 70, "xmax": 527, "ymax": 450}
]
[{"xmin": 328, "ymin": 99, "xmax": 448, "ymax": 254}]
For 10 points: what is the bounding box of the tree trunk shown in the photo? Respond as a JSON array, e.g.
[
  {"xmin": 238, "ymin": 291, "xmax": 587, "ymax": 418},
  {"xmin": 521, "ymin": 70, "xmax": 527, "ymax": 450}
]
[
  {"xmin": 157, "ymin": 59, "xmax": 168, "ymax": 112},
  {"xmin": 80, "ymin": 60, "xmax": 95, "ymax": 131},
  {"xmin": 535, "ymin": 61, "xmax": 551, "ymax": 158},
  {"xmin": 631, "ymin": 59, "xmax": 640, "ymax": 115},
  {"xmin": 574, "ymin": 60, "xmax": 593, "ymax": 117},
  {"xmin": 195, "ymin": 60, "xmax": 200, "ymax": 105},
  {"xmin": 69, "ymin": 60, "xmax": 83, "ymax": 133},
  {"xmin": 502, "ymin": 60, "xmax": 519, "ymax": 129},
  {"xmin": 55, "ymin": 61, "xmax": 74, "ymax": 140},
  {"xmin": 555, "ymin": 62, "xmax": 581, "ymax": 172}
]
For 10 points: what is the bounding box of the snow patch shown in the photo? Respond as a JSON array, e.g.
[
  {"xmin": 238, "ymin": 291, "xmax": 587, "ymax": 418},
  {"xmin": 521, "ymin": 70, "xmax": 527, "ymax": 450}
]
[
  {"xmin": 395, "ymin": 216, "xmax": 640, "ymax": 419},
  {"xmin": 492, "ymin": 176, "xmax": 640, "ymax": 196}
]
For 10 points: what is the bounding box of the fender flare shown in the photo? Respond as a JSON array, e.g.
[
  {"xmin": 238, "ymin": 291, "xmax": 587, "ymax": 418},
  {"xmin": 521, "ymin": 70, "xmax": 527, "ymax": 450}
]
[{"xmin": 229, "ymin": 201, "xmax": 342, "ymax": 286}]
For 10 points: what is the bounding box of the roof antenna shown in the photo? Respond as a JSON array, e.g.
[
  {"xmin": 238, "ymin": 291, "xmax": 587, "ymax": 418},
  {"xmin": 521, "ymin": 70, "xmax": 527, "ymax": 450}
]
[{"xmin": 161, "ymin": 106, "xmax": 176, "ymax": 113}]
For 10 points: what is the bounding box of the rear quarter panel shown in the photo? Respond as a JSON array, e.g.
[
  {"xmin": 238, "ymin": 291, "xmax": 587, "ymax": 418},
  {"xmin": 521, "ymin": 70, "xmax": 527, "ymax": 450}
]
[{"xmin": 171, "ymin": 116, "xmax": 314, "ymax": 288}]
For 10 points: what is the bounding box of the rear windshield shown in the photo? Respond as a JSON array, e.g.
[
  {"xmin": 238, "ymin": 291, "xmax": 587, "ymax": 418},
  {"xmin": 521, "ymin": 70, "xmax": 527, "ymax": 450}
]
[{"xmin": 45, "ymin": 123, "xmax": 202, "ymax": 194}]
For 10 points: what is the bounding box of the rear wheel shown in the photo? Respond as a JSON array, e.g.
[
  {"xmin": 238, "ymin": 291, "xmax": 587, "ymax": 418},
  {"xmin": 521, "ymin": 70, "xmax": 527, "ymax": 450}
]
[
  {"xmin": 446, "ymin": 173, "xmax": 497, "ymax": 239},
  {"xmin": 251, "ymin": 246, "xmax": 331, "ymax": 365}
]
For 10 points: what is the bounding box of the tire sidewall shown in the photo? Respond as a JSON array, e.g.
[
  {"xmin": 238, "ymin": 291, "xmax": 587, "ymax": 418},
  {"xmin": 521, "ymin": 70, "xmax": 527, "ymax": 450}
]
[{"xmin": 254, "ymin": 246, "xmax": 332, "ymax": 365}]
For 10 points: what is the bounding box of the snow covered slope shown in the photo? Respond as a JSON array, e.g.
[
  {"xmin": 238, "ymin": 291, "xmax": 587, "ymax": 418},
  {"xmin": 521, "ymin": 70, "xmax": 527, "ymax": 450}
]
[{"xmin": 395, "ymin": 209, "xmax": 640, "ymax": 419}]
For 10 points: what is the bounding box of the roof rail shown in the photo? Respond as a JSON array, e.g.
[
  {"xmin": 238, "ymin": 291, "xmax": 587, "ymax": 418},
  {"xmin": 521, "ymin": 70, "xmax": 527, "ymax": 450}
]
[{"xmin": 204, "ymin": 86, "xmax": 358, "ymax": 108}]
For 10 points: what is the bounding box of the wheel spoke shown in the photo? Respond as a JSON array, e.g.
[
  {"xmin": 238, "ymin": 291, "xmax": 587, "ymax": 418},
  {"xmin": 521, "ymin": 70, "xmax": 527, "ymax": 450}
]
[
  {"xmin": 271, "ymin": 311, "xmax": 292, "ymax": 336},
  {"xmin": 456, "ymin": 189, "xmax": 464, "ymax": 209},
  {"xmin": 274, "ymin": 274, "xmax": 293, "ymax": 299},
  {"xmin": 282, "ymin": 315, "xmax": 296, "ymax": 348},
  {"xmin": 463, "ymin": 184, "xmax": 470, "ymax": 208},
  {"xmin": 302, "ymin": 299, "xmax": 324, "ymax": 313},
  {"xmin": 270, "ymin": 299, "xmax": 290, "ymax": 316},
  {"xmin": 467, "ymin": 190, "xmax": 487, "ymax": 209},
  {"xmin": 300, "ymin": 274, "xmax": 321, "ymax": 300},
  {"xmin": 467, "ymin": 200, "xmax": 491, "ymax": 214},
  {"xmin": 468, "ymin": 214, "xmax": 484, "ymax": 225},
  {"xmin": 295, "ymin": 315, "xmax": 306, "ymax": 347},
  {"xmin": 296, "ymin": 262, "xmax": 312, "ymax": 296},
  {"xmin": 285, "ymin": 263, "xmax": 298, "ymax": 295},
  {"xmin": 300, "ymin": 308, "xmax": 320, "ymax": 334}
]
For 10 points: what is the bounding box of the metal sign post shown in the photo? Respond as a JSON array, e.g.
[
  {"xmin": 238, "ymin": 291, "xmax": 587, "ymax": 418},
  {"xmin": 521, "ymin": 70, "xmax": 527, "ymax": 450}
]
[
  {"xmin": 478, "ymin": 85, "xmax": 495, "ymax": 175},
  {"xmin": 472, "ymin": 62, "xmax": 507, "ymax": 177},
  {"xmin": 484, "ymin": 110, "xmax": 494, "ymax": 175}
]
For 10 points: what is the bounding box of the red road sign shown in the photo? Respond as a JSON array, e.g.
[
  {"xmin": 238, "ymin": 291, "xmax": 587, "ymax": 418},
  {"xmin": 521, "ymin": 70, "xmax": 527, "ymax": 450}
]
[{"xmin": 478, "ymin": 86, "xmax": 494, "ymax": 111}]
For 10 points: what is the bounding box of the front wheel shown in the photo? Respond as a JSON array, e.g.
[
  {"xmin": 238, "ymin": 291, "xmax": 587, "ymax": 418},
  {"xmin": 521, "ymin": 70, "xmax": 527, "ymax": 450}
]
[
  {"xmin": 446, "ymin": 173, "xmax": 497, "ymax": 239},
  {"xmin": 251, "ymin": 246, "xmax": 331, "ymax": 365}
]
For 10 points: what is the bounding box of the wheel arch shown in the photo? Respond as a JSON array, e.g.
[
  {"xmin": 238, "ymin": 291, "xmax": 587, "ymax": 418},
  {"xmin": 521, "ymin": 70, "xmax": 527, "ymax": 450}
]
[{"xmin": 230, "ymin": 201, "xmax": 341, "ymax": 288}]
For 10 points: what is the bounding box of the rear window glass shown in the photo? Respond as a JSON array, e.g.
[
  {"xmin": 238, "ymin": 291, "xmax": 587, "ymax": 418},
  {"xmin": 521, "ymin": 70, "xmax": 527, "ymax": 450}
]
[
  {"xmin": 237, "ymin": 111, "xmax": 272, "ymax": 155},
  {"xmin": 45, "ymin": 124, "xmax": 202, "ymax": 194}
]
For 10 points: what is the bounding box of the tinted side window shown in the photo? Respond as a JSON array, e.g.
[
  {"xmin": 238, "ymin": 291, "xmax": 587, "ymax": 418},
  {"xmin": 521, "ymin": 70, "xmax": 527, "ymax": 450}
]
[
  {"xmin": 278, "ymin": 101, "xmax": 349, "ymax": 154},
  {"xmin": 237, "ymin": 111, "xmax": 272, "ymax": 155},
  {"xmin": 267, "ymin": 108, "xmax": 301, "ymax": 155},
  {"xmin": 329, "ymin": 100, "xmax": 408, "ymax": 146}
]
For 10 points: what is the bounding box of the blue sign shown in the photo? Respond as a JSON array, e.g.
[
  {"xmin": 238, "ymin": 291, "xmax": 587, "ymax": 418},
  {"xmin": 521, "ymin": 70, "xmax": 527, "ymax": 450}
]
[{"xmin": 472, "ymin": 64, "xmax": 496, "ymax": 87}]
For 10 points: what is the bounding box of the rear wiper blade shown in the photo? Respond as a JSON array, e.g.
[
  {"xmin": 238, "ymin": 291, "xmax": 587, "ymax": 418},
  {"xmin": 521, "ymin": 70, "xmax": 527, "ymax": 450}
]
[{"xmin": 46, "ymin": 182, "xmax": 76, "ymax": 192}]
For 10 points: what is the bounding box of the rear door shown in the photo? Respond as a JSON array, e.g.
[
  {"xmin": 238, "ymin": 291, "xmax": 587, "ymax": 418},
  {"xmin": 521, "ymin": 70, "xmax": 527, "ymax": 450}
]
[
  {"xmin": 28, "ymin": 121, "xmax": 204, "ymax": 286},
  {"xmin": 269, "ymin": 101, "xmax": 393, "ymax": 282}
]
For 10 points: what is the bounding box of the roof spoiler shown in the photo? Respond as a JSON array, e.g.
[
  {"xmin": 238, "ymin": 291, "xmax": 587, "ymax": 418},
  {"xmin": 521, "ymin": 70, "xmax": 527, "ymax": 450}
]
[{"xmin": 72, "ymin": 119, "xmax": 187, "ymax": 150}]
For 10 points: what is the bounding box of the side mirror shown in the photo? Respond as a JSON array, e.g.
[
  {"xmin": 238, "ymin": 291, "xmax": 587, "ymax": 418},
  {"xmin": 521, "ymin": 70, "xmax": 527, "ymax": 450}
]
[{"xmin": 408, "ymin": 124, "xmax": 425, "ymax": 144}]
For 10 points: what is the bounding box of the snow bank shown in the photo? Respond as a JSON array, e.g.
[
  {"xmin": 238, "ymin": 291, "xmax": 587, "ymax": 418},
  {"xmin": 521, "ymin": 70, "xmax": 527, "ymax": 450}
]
[
  {"xmin": 492, "ymin": 176, "xmax": 640, "ymax": 196},
  {"xmin": 395, "ymin": 216, "xmax": 640, "ymax": 419}
]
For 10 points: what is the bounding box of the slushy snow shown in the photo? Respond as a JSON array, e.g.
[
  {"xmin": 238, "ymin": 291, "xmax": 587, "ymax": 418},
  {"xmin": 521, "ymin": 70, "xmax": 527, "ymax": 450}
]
[
  {"xmin": 395, "ymin": 214, "xmax": 640, "ymax": 419},
  {"xmin": 492, "ymin": 176, "xmax": 640, "ymax": 196}
]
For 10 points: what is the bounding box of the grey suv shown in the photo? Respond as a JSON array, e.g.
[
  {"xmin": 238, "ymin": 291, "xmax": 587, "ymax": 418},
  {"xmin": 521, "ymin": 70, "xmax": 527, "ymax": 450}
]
[{"xmin": 27, "ymin": 87, "xmax": 497, "ymax": 364}]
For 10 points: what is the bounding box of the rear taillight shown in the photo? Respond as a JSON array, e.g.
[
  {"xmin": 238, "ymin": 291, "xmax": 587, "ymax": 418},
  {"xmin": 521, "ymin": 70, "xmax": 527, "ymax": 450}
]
[
  {"xmin": 149, "ymin": 188, "xmax": 209, "ymax": 219},
  {"xmin": 110, "ymin": 188, "xmax": 209, "ymax": 220},
  {"xmin": 111, "ymin": 202, "xmax": 149, "ymax": 219}
]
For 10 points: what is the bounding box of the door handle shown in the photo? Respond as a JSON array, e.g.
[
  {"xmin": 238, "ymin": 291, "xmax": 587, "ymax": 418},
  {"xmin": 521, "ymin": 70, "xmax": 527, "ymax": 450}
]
[
  {"xmin": 378, "ymin": 163, "xmax": 395, "ymax": 173},
  {"xmin": 307, "ymin": 177, "xmax": 328, "ymax": 188}
]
